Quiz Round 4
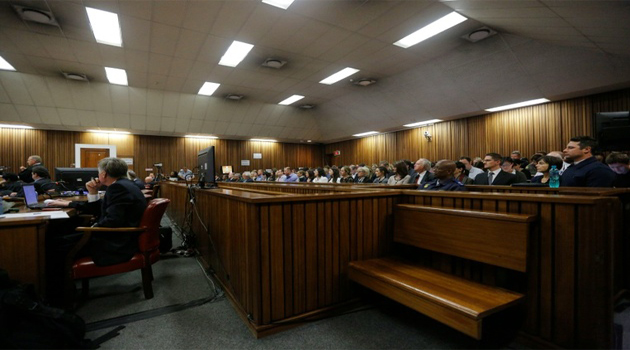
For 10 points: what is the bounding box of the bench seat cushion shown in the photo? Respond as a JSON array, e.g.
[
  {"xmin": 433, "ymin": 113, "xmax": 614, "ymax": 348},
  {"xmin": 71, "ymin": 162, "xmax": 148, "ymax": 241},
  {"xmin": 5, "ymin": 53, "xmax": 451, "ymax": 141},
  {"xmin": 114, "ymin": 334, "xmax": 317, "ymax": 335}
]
[{"xmin": 348, "ymin": 257, "xmax": 525, "ymax": 339}]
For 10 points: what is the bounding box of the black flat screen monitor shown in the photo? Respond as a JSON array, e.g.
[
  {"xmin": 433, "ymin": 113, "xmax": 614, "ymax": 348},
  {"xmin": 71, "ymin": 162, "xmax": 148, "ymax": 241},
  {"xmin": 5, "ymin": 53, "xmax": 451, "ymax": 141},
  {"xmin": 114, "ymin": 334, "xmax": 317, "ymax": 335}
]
[
  {"xmin": 54, "ymin": 167, "xmax": 99, "ymax": 192},
  {"xmin": 197, "ymin": 146, "xmax": 216, "ymax": 187},
  {"xmin": 593, "ymin": 111, "xmax": 630, "ymax": 151}
]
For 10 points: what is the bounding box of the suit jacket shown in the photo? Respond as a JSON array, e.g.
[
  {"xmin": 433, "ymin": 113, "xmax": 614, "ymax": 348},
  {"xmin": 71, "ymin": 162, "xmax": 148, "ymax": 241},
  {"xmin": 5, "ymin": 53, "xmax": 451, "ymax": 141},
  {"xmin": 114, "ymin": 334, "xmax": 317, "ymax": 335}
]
[
  {"xmin": 85, "ymin": 178, "xmax": 147, "ymax": 266},
  {"xmin": 18, "ymin": 163, "xmax": 46, "ymax": 183},
  {"xmin": 411, "ymin": 172, "xmax": 435, "ymax": 186},
  {"xmin": 473, "ymin": 170, "xmax": 517, "ymax": 186},
  {"xmin": 355, "ymin": 176, "xmax": 370, "ymax": 183}
]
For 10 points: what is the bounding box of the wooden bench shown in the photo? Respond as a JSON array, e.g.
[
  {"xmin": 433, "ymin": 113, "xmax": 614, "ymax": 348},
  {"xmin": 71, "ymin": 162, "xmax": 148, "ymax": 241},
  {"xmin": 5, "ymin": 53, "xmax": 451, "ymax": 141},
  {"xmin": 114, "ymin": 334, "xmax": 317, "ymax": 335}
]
[{"xmin": 348, "ymin": 204, "xmax": 536, "ymax": 339}]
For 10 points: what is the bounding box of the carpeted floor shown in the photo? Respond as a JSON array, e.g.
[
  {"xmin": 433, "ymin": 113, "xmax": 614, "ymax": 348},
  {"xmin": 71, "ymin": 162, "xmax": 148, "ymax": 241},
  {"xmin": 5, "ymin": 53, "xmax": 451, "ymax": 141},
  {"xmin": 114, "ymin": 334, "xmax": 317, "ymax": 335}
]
[{"xmin": 76, "ymin": 215, "xmax": 504, "ymax": 349}]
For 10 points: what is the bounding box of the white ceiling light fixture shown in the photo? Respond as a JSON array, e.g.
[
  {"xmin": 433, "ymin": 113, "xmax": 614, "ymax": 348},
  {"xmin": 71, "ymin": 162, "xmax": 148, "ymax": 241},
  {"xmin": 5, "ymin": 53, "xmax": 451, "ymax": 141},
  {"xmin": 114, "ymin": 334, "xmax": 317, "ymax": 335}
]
[
  {"xmin": 86, "ymin": 7, "xmax": 123, "ymax": 47},
  {"xmin": 185, "ymin": 135, "xmax": 218, "ymax": 139},
  {"xmin": 403, "ymin": 119, "xmax": 443, "ymax": 127},
  {"xmin": 0, "ymin": 123, "xmax": 32, "ymax": 129},
  {"xmin": 104, "ymin": 67, "xmax": 128, "ymax": 86},
  {"xmin": 319, "ymin": 67, "xmax": 359, "ymax": 85},
  {"xmin": 485, "ymin": 98, "xmax": 550, "ymax": 112},
  {"xmin": 278, "ymin": 94, "xmax": 304, "ymax": 105},
  {"xmin": 219, "ymin": 40, "xmax": 254, "ymax": 67},
  {"xmin": 353, "ymin": 131, "xmax": 379, "ymax": 137},
  {"xmin": 87, "ymin": 129, "xmax": 130, "ymax": 135},
  {"xmin": 261, "ymin": 0, "xmax": 295, "ymax": 10},
  {"xmin": 0, "ymin": 55, "xmax": 16, "ymax": 71},
  {"xmin": 13, "ymin": 5, "xmax": 59, "ymax": 26},
  {"xmin": 394, "ymin": 11, "xmax": 467, "ymax": 49},
  {"xmin": 198, "ymin": 82, "xmax": 221, "ymax": 96},
  {"xmin": 251, "ymin": 138, "xmax": 277, "ymax": 142}
]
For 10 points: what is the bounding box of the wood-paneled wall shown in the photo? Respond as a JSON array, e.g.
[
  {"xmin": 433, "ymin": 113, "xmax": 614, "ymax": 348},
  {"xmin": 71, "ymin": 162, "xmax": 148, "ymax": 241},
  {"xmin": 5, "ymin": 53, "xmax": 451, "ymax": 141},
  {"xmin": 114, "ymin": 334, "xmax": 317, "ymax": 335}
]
[
  {"xmin": 0, "ymin": 130, "xmax": 322, "ymax": 179},
  {"xmin": 325, "ymin": 88, "xmax": 630, "ymax": 165}
]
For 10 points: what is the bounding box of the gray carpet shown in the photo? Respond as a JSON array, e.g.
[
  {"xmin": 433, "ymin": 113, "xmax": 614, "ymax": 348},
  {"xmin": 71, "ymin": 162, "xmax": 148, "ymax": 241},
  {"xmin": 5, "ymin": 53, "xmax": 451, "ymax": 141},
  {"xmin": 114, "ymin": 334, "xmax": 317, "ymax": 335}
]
[{"xmin": 76, "ymin": 215, "xmax": 493, "ymax": 349}]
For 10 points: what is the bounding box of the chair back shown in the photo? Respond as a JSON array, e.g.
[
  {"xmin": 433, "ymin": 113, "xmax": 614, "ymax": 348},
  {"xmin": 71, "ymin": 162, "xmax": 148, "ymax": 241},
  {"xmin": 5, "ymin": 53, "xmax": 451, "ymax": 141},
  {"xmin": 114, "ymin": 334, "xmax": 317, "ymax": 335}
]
[{"xmin": 138, "ymin": 198, "xmax": 170, "ymax": 252}]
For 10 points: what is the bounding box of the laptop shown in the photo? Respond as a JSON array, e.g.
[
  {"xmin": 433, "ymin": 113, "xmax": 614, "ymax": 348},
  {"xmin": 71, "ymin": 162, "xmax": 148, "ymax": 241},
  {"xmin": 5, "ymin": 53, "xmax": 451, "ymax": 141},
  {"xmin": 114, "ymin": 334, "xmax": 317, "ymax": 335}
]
[{"xmin": 23, "ymin": 184, "xmax": 48, "ymax": 209}]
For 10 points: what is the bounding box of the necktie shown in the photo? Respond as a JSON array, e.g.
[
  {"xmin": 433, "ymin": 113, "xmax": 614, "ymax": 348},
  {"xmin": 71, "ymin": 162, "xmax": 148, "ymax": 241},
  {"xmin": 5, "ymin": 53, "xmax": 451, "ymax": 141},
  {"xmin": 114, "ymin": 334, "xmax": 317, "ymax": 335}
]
[{"xmin": 488, "ymin": 171, "xmax": 494, "ymax": 185}]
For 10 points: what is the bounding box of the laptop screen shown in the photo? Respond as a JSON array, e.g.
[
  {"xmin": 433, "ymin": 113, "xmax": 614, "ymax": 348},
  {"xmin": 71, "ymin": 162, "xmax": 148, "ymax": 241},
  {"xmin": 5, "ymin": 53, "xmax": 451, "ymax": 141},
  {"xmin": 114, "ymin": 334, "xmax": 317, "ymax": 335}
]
[{"xmin": 23, "ymin": 184, "xmax": 39, "ymax": 206}]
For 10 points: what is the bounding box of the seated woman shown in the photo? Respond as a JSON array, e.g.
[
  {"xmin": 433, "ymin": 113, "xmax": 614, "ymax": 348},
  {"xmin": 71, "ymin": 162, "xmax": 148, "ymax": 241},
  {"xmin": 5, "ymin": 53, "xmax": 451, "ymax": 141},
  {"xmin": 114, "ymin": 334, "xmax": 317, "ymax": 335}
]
[
  {"xmin": 297, "ymin": 170, "xmax": 307, "ymax": 182},
  {"xmin": 328, "ymin": 167, "xmax": 341, "ymax": 183},
  {"xmin": 339, "ymin": 166, "xmax": 354, "ymax": 183},
  {"xmin": 531, "ymin": 155, "xmax": 564, "ymax": 185},
  {"xmin": 454, "ymin": 161, "xmax": 474, "ymax": 185},
  {"xmin": 306, "ymin": 169, "xmax": 315, "ymax": 182},
  {"xmin": 373, "ymin": 166, "xmax": 388, "ymax": 184},
  {"xmin": 312, "ymin": 168, "xmax": 329, "ymax": 183},
  {"xmin": 387, "ymin": 162, "xmax": 411, "ymax": 185}
]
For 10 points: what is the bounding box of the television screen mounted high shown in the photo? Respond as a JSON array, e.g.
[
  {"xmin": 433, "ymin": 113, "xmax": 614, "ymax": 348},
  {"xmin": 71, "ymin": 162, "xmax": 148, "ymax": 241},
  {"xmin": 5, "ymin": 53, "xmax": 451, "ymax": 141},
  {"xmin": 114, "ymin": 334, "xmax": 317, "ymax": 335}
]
[{"xmin": 593, "ymin": 111, "xmax": 630, "ymax": 151}]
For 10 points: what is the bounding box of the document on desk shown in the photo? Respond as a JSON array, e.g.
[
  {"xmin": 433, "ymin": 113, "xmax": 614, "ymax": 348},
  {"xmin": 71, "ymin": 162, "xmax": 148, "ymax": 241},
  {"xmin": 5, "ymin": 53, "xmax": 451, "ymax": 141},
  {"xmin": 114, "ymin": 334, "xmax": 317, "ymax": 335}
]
[{"xmin": 0, "ymin": 211, "xmax": 70, "ymax": 220}]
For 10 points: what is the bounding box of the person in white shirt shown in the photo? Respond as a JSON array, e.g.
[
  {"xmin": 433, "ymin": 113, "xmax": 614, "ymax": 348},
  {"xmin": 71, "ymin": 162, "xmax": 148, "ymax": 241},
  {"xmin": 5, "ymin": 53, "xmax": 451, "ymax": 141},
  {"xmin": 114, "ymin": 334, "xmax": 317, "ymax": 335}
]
[
  {"xmin": 313, "ymin": 168, "xmax": 329, "ymax": 183},
  {"xmin": 458, "ymin": 157, "xmax": 483, "ymax": 180}
]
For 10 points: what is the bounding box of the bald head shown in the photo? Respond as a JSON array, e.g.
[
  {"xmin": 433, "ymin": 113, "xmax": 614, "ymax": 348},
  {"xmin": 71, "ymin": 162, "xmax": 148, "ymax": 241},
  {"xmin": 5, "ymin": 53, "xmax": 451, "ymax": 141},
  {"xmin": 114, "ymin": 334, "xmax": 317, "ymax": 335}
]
[{"xmin": 433, "ymin": 160, "xmax": 456, "ymax": 180}]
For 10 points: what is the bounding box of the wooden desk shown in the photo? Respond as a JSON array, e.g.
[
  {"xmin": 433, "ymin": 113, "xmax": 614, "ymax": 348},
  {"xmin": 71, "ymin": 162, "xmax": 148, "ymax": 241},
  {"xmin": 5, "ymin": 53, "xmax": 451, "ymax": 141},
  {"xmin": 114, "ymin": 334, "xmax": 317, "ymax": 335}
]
[{"xmin": 0, "ymin": 203, "xmax": 77, "ymax": 294}]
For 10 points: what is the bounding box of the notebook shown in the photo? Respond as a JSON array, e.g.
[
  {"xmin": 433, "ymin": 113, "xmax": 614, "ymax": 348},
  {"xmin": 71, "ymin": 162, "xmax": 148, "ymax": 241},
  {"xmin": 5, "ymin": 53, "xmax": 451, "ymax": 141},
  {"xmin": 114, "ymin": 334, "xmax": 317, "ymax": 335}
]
[{"xmin": 23, "ymin": 184, "xmax": 47, "ymax": 209}]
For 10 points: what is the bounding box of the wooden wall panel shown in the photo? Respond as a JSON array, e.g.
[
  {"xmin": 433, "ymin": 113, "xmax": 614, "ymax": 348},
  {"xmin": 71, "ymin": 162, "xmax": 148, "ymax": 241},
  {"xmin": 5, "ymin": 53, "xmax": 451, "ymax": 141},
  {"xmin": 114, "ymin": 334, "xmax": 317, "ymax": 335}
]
[
  {"xmin": 0, "ymin": 131, "xmax": 322, "ymax": 180},
  {"xmin": 325, "ymin": 88, "xmax": 630, "ymax": 165}
]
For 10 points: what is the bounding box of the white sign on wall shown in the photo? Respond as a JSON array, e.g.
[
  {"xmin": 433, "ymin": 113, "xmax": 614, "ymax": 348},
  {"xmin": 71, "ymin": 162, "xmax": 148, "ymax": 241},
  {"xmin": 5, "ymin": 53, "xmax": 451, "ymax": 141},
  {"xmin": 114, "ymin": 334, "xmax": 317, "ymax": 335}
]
[
  {"xmin": 253, "ymin": 153, "xmax": 262, "ymax": 159},
  {"xmin": 241, "ymin": 159, "xmax": 250, "ymax": 166}
]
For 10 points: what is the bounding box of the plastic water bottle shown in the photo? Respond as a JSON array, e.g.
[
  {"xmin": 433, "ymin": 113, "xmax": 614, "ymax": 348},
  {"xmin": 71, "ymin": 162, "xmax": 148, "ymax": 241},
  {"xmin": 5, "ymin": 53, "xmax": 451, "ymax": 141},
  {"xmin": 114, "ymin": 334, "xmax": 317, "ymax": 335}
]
[{"xmin": 549, "ymin": 165, "xmax": 560, "ymax": 188}]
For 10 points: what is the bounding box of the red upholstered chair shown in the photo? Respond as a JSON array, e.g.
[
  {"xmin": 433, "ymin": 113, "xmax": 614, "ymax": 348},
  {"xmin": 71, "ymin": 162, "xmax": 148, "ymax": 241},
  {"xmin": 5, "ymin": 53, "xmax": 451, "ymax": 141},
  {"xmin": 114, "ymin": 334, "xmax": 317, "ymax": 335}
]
[{"xmin": 65, "ymin": 198, "xmax": 170, "ymax": 306}]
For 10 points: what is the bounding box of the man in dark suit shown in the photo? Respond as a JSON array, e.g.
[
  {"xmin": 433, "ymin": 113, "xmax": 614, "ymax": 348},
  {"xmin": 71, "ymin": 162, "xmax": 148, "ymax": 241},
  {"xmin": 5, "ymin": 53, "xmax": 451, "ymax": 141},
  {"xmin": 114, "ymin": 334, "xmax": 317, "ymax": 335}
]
[
  {"xmin": 45, "ymin": 158, "xmax": 147, "ymax": 303},
  {"xmin": 11, "ymin": 166, "xmax": 56, "ymax": 196},
  {"xmin": 17, "ymin": 155, "xmax": 46, "ymax": 183},
  {"xmin": 411, "ymin": 158, "xmax": 434, "ymax": 186},
  {"xmin": 560, "ymin": 136, "xmax": 616, "ymax": 187},
  {"xmin": 473, "ymin": 153, "xmax": 517, "ymax": 186}
]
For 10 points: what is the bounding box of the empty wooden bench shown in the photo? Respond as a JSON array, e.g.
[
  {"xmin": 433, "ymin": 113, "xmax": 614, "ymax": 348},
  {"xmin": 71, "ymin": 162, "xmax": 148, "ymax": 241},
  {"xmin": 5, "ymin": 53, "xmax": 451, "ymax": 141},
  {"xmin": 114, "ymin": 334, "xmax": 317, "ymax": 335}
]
[{"xmin": 348, "ymin": 204, "xmax": 536, "ymax": 339}]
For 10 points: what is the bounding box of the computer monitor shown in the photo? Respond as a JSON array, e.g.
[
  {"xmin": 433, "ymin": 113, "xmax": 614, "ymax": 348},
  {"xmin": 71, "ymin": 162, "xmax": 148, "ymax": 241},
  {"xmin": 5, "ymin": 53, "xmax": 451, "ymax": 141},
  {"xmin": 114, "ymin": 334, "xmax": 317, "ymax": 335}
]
[
  {"xmin": 54, "ymin": 167, "xmax": 99, "ymax": 192},
  {"xmin": 197, "ymin": 146, "xmax": 216, "ymax": 188}
]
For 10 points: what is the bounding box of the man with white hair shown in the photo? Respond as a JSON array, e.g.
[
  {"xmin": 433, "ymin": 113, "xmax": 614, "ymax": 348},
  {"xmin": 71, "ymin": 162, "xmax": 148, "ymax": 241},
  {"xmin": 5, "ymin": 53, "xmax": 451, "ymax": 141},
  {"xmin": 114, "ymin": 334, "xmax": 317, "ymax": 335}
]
[{"xmin": 411, "ymin": 158, "xmax": 434, "ymax": 185}]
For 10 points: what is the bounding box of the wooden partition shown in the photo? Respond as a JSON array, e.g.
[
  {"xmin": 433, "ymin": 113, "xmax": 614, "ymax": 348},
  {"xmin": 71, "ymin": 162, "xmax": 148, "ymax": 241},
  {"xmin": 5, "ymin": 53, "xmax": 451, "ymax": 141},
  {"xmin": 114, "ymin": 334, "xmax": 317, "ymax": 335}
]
[
  {"xmin": 161, "ymin": 182, "xmax": 401, "ymax": 337},
  {"xmin": 161, "ymin": 182, "xmax": 623, "ymax": 348}
]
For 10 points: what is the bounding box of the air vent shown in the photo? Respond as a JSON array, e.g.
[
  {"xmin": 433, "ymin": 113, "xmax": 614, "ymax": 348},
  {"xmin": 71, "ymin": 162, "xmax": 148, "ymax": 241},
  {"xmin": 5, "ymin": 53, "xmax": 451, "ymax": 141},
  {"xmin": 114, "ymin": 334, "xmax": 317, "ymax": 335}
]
[
  {"xmin": 462, "ymin": 26, "xmax": 497, "ymax": 42},
  {"xmin": 225, "ymin": 94, "xmax": 244, "ymax": 101},
  {"xmin": 262, "ymin": 58, "xmax": 287, "ymax": 69},
  {"xmin": 62, "ymin": 72, "xmax": 89, "ymax": 82},
  {"xmin": 299, "ymin": 104, "xmax": 315, "ymax": 110},
  {"xmin": 13, "ymin": 5, "xmax": 59, "ymax": 26},
  {"xmin": 352, "ymin": 78, "xmax": 376, "ymax": 87}
]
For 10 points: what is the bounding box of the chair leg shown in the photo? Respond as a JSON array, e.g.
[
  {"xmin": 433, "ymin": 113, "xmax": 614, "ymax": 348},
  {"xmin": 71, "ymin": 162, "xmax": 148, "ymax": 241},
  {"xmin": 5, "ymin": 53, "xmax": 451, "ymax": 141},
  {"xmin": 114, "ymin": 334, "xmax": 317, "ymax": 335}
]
[
  {"xmin": 81, "ymin": 279, "xmax": 90, "ymax": 298},
  {"xmin": 141, "ymin": 266, "xmax": 154, "ymax": 299}
]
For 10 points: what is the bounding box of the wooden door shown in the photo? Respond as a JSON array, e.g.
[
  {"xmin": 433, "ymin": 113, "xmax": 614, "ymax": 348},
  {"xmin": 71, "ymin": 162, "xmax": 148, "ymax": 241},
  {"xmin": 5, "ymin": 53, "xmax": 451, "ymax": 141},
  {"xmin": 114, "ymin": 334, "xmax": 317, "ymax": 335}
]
[{"xmin": 81, "ymin": 148, "xmax": 110, "ymax": 168}]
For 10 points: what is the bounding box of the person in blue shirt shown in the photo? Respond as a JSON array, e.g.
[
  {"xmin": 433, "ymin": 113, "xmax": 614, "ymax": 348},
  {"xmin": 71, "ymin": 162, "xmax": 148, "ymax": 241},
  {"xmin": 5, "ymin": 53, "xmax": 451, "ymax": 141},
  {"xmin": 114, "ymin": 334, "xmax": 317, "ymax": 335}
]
[
  {"xmin": 419, "ymin": 160, "xmax": 466, "ymax": 191},
  {"xmin": 560, "ymin": 136, "xmax": 616, "ymax": 187},
  {"xmin": 178, "ymin": 166, "xmax": 193, "ymax": 180}
]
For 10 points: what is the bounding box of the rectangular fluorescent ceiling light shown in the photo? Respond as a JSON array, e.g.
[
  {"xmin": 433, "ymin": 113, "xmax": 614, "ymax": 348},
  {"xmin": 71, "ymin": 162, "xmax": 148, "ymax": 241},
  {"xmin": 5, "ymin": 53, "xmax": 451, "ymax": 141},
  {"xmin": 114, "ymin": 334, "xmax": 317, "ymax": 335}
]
[
  {"xmin": 219, "ymin": 41, "xmax": 254, "ymax": 67},
  {"xmin": 278, "ymin": 95, "xmax": 304, "ymax": 105},
  {"xmin": 394, "ymin": 11, "xmax": 467, "ymax": 49},
  {"xmin": 185, "ymin": 135, "xmax": 218, "ymax": 139},
  {"xmin": 198, "ymin": 82, "xmax": 220, "ymax": 96},
  {"xmin": 0, "ymin": 55, "xmax": 16, "ymax": 71},
  {"xmin": 353, "ymin": 131, "xmax": 379, "ymax": 137},
  {"xmin": 251, "ymin": 138, "xmax": 276, "ymax": 142},
  {"xmin": 319, "ymin": 67, "xmax": 359, "ymax": 85},
  {"xmin": 87, "ymin": 129, "xmax": 130, "ymax": 135},
  {"xmin": 403, "ymin": 119, "xmax": 443, "ymax": 127},
  {"xmin": 485, "ymin": 98, "xmax": 550, "ymax": 112},
  {"xmin": 0, "ymin": 124, "xmax": 32, "ymax": 129},
  {"xmin": 262, "ymin": 0, "xmax": 295, "ymax": 10},
  {"xmin": 86, "ymin": 7, "xmax": 123, "ymax": 47},
  {"xmin": 104, "ymin": 67, "xmax": 128, "ymax": 85}
]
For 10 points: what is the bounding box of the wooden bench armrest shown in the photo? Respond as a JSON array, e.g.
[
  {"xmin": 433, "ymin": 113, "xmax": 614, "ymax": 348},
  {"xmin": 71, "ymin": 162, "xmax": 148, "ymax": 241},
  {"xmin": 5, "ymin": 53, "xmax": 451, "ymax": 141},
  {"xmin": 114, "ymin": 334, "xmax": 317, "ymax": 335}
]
[{"xmin": 395, "ymin": 204, "xmax": 536, "ymax": 223}]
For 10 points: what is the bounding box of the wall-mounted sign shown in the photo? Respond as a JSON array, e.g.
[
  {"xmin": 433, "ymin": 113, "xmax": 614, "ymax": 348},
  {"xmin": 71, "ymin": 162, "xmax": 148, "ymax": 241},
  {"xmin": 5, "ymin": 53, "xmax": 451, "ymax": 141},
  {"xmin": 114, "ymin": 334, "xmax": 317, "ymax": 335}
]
[
  {"xmin": 241, "ymin": 159, "xmax": 250, "ymax": 166},
  {"xmin": 121, "ymin": 157, "xmax": 133, "ymax": 165},
  {"xmin": 253, "ymin": 153, "xmax": 262, "ymax": 159},
  {"xmin": 333, "ymin": 150, "xmax": 341, "ymax": 156}
]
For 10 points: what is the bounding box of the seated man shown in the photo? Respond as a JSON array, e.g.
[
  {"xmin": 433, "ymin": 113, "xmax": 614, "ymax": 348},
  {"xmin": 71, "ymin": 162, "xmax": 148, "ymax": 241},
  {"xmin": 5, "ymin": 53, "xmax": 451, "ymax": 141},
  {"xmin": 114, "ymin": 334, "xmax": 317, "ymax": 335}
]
[
  {"xmin": 0, "ymin": 172, "xmax": 23, "ymax": 196},
  {"xmin": 178, "ymin": 167, "xmax": 193, "ymax": 180},
  {"xmin": 45, "ymin": 157, "xmax": 147, "ymax": 302},
  {"xmin": 11, "ymin": 166, "xmax": 56, "ymax": 196},
  {"xmin": 127, "ymin": 170, "xmax": 146, "ymax": 190},
  {"xmin": 419, "ymin": 160, "xmax": 466, "ymax": 191}
]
